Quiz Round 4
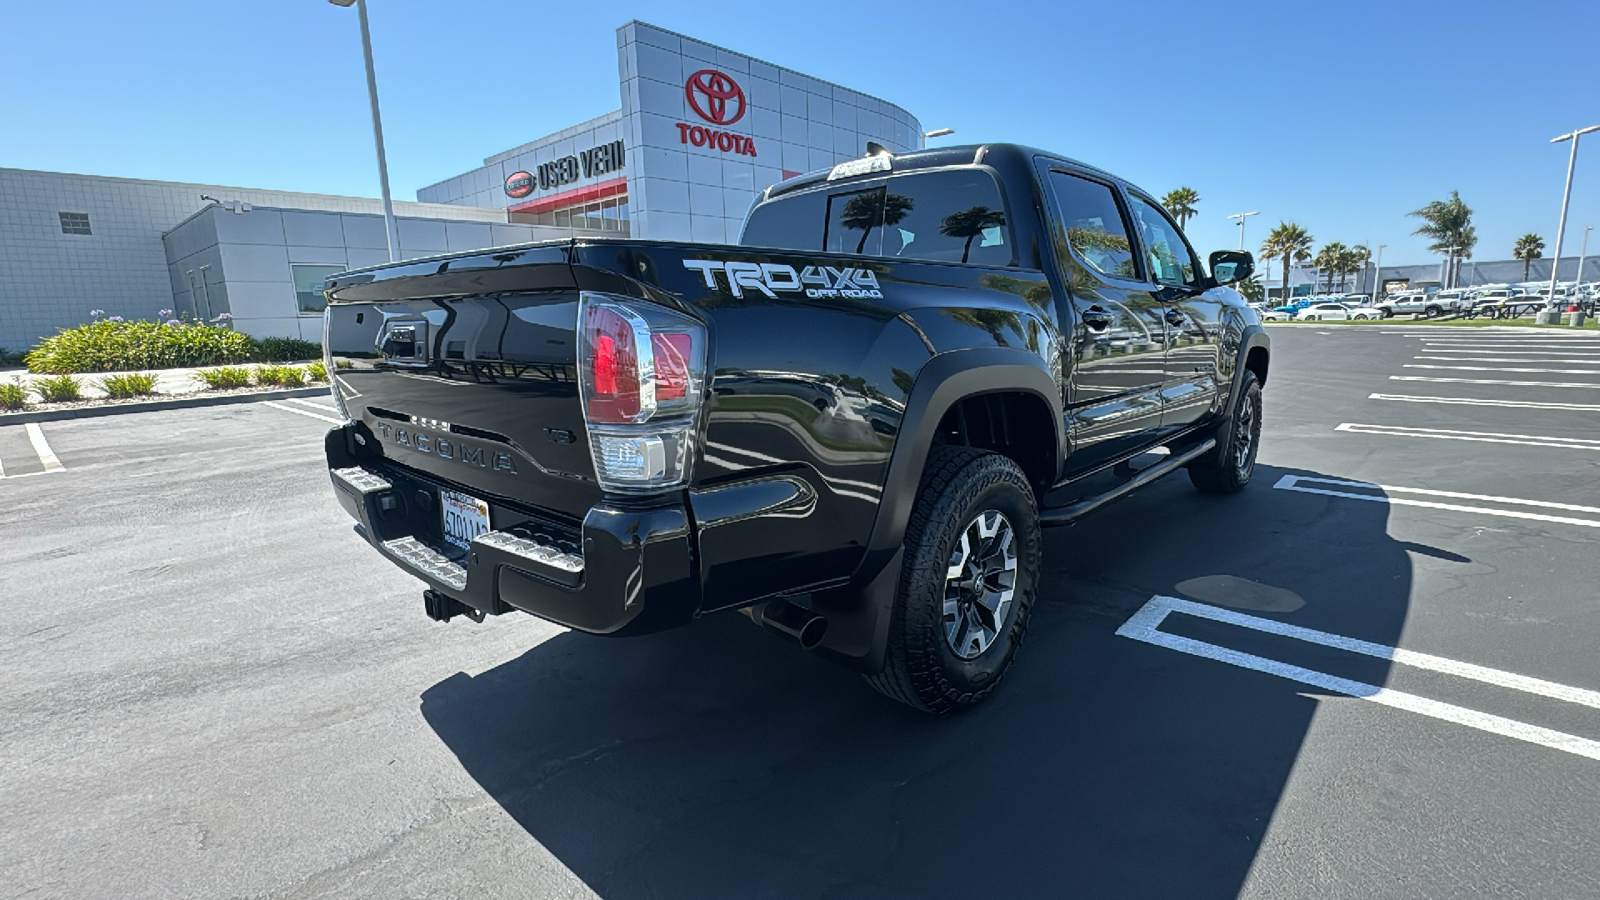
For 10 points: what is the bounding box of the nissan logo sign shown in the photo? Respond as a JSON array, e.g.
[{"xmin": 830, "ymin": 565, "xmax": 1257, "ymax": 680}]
[{"xmin": 504, "ymin": 171, "xmax": 534, "ymax": 198}]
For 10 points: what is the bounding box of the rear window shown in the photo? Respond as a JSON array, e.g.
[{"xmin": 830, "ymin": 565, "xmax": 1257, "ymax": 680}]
[{"xmin": 742, "ymin": 168, "xmax": 1013, "ymax": 267}]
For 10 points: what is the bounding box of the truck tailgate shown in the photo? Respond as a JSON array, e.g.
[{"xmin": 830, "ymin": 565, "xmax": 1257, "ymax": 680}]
[{"xmin": 324, "ymin": 250, "xmax": 599, "ymax": 521}]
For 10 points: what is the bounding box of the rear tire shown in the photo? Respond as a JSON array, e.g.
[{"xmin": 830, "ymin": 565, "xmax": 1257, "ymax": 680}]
[
  {"xmin": 1425, "ymin": 305, "xmax": 1443, "ymax": 318},
  {"xmin": 1187, "ymin": 371, "xmax": 1263, "ymax": 494},
  {"xmin": 864, "ymin": 446, "xmax": 1040, "ymax": 714}
]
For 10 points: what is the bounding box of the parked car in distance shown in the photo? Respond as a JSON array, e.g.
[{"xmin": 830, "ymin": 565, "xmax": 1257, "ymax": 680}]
[
  {"xmin": 1377, "ymin": 291, "xmax": 1452, "ymax": 318},
  {"xmin": 1297, "ymin": 302, "xmax": 1379, "ymax": 321}
]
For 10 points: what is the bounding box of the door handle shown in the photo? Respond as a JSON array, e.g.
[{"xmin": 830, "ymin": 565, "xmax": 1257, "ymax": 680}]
[{"xmin": 1081, "ymin": 306, "xmax": 1114, "ymax": 330}]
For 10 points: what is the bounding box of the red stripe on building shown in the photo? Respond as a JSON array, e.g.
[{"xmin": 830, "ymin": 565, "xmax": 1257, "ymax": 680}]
[{"xmin": 507, "ymin": 176, "xmax": 629, "ymax": 214}]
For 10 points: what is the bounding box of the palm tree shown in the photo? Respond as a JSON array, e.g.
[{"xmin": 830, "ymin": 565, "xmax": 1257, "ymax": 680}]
[
  {"xmin": 939, "ymin": 206, "xmax": 1007, "ymax": 264},
  {"xmin": 1261, "ymin": 223, "xmax": 1314, "ymax": 303},
  {"xmin": 1409, "ymin": 191, "xmax": 1477, "ymax": 288},
  {"xmin": 1513, "ymin": 233, "xmax": 1545, "ymax": 282},
  {"xmin": 1160, "ymin": 187, "xmax": 1201, "ymax": 231},
  {"xmin": 1313, "ymin": 242, "xmax": 1347, "ymax": 293},
  {"xmin": 1343, "ymin": 245, "xmax": 1371, "ymax": 293}
]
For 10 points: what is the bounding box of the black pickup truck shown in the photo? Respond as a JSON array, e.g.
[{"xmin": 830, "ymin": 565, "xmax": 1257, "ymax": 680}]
[{"xmin": 320, "ymin": 143, "xmax": 1269, "ymax": 713}]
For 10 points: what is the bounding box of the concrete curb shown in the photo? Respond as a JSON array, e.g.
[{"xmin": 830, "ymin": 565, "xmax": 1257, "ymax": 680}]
[{"xmin": 0, "ymin": 386, "xmax": 331, "ymax": 425}]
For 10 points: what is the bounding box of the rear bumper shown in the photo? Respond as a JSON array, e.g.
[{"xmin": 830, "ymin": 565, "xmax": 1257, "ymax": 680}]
[{"xmin": 325, "ymin": 426, "xmax": 698, "ymax": 635}]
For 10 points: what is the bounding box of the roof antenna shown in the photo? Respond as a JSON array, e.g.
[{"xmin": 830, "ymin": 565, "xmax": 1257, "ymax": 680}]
[{"xmin": 865, "ymin": 141, "xmax": 892, "ymax": 157}]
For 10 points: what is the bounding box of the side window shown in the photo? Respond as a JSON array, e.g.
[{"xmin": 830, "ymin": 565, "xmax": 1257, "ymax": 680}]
[
  {"xmin": 1046, "ymin": 171, "xmax": 1138, "ymax": 280},
  {"xmin": 1128, "ymin": 196, "xmax": 1199, "ymax": 286}
]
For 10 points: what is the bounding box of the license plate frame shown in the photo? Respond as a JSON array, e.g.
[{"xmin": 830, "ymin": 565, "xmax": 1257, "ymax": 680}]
[{"xmin": 439, "ymin": 489, "xmax": 491, "ymax": 551}]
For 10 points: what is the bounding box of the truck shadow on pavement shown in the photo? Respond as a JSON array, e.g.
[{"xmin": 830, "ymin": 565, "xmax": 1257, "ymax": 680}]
[{"xmin": 420, "ymin": 464, "xmax": 1413, "ymax": 899}]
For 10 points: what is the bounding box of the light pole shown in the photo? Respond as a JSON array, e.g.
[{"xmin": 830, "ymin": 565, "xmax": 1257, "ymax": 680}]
[
  {"xmin": 331, "ymin": 0, "xmax": 400, "ymax": 262},
  {"xmin": 1546, "ymin": 124, "xmax": 1600, "ymax": 312},
  {"xmin": 921, "ymin": 128, "xmax": 954, "ymax": 149},
  {"xmin": 1228, "ymin": 210, "xmax": 1259, "ymax": 252},
  {"xmin": 1370, "ymin": 243, "xmax": 1386, "ymax": 304},
  {"xmin": 1577, "ymin": 225, "xmax": 1593, "ymax": 289}
]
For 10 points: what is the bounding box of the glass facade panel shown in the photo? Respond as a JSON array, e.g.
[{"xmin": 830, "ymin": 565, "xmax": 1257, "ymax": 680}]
[{"xmin": 507, "ymin": 194, "xmax": 629, "ymax": 234}]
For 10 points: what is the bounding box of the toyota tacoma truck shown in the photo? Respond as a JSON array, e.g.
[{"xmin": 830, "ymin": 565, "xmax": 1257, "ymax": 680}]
[{"xmin": 319, "ymin": 143, "xmax": 1269, "ymax": 713}]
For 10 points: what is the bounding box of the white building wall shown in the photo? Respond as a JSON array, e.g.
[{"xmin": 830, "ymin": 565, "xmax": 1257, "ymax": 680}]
[
  {"xmin": 0, "ymin": 168, "xmax": 525, "ymax": 349},
  {"xmin": 617, "ymin": 21, "xmax": 922, "ymax": 244},
  {"xmin": 163, "ymin": 206, "xmax": 600, "ymax": 342},
  {"xmin": 412, "ymin": 21, "xmax": 923, "ymax": 245}
]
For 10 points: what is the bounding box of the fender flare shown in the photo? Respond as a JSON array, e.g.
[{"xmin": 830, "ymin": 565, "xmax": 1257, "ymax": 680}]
[
  {"xmin": 856, "ymin": 347, "xmax": 1064, "ymax": 584},
  {"xmin": 1233, "ymin": 324, "xmax": 1270, "ymax": 396}
]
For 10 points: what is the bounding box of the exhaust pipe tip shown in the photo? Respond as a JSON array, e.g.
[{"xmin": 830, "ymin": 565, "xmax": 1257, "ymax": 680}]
[{"xmin": 757, "ymin": 599, "xmax": 828, "ymax": 650}]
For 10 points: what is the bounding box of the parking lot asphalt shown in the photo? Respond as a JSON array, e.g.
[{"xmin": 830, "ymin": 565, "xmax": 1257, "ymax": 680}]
[{"xmin": 3, "ymin": 327, "xmax": 1599, "ymax": 899}]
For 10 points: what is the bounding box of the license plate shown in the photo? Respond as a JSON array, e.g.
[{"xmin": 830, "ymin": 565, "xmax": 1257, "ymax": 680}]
[{"xmin": 440, "ymin": 489, "xmax": 491, "ymax": 550}]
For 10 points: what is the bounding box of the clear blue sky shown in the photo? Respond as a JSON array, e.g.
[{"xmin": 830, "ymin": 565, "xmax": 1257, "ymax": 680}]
[{"xmin": 5, "ymin": 0, "xmax": 1598, "ymax": 267}]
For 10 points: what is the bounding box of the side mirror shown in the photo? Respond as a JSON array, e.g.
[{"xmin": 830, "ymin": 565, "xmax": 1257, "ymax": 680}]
[{"xmin": 1209, "ymin": 250, "xmax": 1254, "ymax": 286}]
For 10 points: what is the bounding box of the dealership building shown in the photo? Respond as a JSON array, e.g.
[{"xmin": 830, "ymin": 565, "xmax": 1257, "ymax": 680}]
[{"xmin": 0, "ymin": 20, "xmax": 922, "ymax": 351}]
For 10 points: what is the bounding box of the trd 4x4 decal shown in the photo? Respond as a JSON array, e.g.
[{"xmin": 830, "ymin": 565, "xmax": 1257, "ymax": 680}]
[{"xmin": 682, "ymin": 259, "xmax": 883, "ymax": 300}]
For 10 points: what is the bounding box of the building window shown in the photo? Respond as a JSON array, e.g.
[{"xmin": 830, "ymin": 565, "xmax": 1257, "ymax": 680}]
[
  {"xmin": 59, "ymin": 212, "xmax": 92, "ymax": 235},
  {"xmin": 292, "ymin": 264, "xmax": 344, "ymax": 314}
]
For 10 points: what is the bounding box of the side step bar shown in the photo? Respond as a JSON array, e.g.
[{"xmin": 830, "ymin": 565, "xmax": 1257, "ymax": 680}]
[{"xmin": 1039, "ymin": 438, "xmax": 1216, "ymax": 528}]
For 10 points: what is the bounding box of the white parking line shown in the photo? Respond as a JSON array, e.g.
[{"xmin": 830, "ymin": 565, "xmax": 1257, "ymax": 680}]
[
  {"xmin": 1404, "ymin": 364, "xmax": 1600, "ymax": 375},
  {"xmin": 1336, "ymin": 423, "xmax": 1600, "ymax": 451},
  {"xmin": 1369, "ymin": 393, "xmax": 1600, "ymax": 411},
  {"xmin": 1414, "ymin": 349, "xmax": 1600, "ymax": 358},
  {"xmin": 286, "ymin": 397, "xmax": 340, "ymax": 412},
  {"xmin": 1, "ymin": 424, "xmax": 67, "ymax": 480},
  {"xmin": 1383, "ymin": 330, "xmax": 1600, "ymax": 337},
  {"xmin": 1391, "ymin": 376, "xmax": 1600, "ymax": 389},
  {"xmin": 1273, "ymin": 474, "xmax": 1600, "ymax": 528},
  {"xmin": 1423, "ymin": 342, "xmax": 1600, "ymax": 350},
  {"xmin": 1415, "ymin": 356, "xmax": 1600, "ymax": 363},
  {"xmin": 1118, "ymin": 596, "xmax": 1600, "ymax": 762},
  {"xmin": 26, "ymin": 423, "xmax": 63, "ymax": 472},
  {"xmin": 262, "ymin": 401, "xmax": 344, "ymax": 425}
]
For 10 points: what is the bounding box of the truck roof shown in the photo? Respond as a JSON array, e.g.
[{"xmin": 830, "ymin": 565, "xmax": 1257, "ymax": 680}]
[{"xmin": 764, "ymin": 142, "xmax": 1121, "ymax": 201}]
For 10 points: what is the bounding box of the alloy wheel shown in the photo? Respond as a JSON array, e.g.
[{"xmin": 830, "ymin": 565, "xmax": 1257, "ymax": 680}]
[
  {"xmin": 1234, "ymin": 391, "xmax": 1260, "ymax": 474},
  {"xmin": 942, "ymin": 510, "xmax": 1018, "ymax": 660}
]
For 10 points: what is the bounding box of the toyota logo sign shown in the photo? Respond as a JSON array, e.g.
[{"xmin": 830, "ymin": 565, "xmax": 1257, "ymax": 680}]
[
  {"xmin": 504, "ymin": 171, "xmax": 534, "ymax": 199},
  {"xmin": 685, "ymin": 69, "xmax": 746, "ymax": 126}
]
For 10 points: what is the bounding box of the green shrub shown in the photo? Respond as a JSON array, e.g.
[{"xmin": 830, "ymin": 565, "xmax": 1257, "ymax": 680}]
[
  {"xmin": 26, "ymin": 319, "xmax": 256, "ymax": 374},
  {"xmin": 254, "ymin": 337, "xmax": 322, "ymax": 362},
  {"xmin": 35, "ymin": 375, "xmax": 84, "ymax": 402},
  {"xmin": 96, "ymin": 372, "xmax": 160, "ymax": 399},
  {"xmin": 0, "ymin": 380, "xmax": 27, "ymax": 410},
  {"xmin": 334, "ymin": 359, "xmax": 354, "ymax": 369},
  {"xmin": 306, "ymin": 361, "xmax": 327, "ymax": 381},
  {"xmin": 192, "ymin": 366, "xmax": 253, "ymax": 390},
  {"xmin": 0, "ymin": 348, "xmax": 28, "ymax": 367},
  {"xmin": 253, "ymin": 364, "xmax": 307, "ymax": 387}
]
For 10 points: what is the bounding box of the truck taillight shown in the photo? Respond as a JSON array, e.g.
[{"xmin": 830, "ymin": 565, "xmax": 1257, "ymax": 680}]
[{"xmin": 577, "ymin": 293, "xmax": 706, "ymax": 493}]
